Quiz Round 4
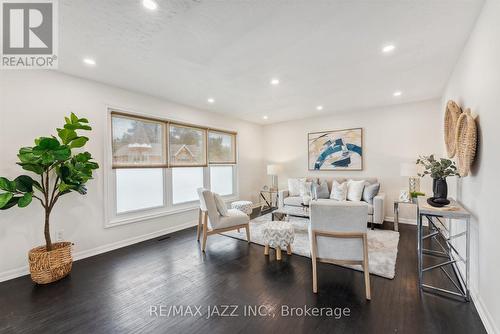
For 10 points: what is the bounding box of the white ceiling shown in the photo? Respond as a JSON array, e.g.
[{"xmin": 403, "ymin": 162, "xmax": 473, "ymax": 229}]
[{"xmin": 58, "ymin": 0, "xmax": 484, "ymax": 124}]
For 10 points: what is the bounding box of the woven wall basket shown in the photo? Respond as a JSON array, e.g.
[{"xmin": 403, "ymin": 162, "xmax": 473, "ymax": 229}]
[
  {"xmin": 28, "ymin": 242, "xmax": 73, "ymax": 284},
  {"xmin": 444, "ymin": 100, "xmax": 462, "ymax": 158},
  {"xmin": 455, "ymin": 108, "xmax": 477, "ymax": 177}
]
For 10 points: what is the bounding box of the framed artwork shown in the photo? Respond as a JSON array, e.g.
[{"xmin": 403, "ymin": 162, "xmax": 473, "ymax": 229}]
[{"xmin": 308, "ymin": 128, "xmax": 363, "ymax": 171}]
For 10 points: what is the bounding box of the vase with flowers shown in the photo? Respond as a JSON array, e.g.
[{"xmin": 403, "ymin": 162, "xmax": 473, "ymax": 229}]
[{"xmin": 416, "ymin": 155, "xmax": 460, "ymax": 207}]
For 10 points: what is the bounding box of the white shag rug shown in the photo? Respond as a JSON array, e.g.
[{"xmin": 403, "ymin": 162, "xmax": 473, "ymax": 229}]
[{"xmin": 223, "ymin": 213, "xmax": 400, "ymax": 279}]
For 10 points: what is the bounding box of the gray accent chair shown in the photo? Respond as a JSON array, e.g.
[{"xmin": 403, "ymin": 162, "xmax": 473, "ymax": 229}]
[
  {"xmin": 278, "ymin": 177, "xmax": 385, "ymax": 228},
  {"xmin": 198, "ymin": 188, "xmax": 250, "ymax": 252},
  {"xmin": 309, "ymin": 200, "xmax": 371, "ymax": 300}
]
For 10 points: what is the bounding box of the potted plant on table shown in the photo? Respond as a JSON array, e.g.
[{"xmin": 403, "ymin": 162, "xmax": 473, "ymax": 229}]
[
  {"xmin": 416, "ymin": 155, "xmax": 459, "ymax": 207},
  {"xmin": 0, "ymin": 113, "xmax": 99, "ymax": 284}
]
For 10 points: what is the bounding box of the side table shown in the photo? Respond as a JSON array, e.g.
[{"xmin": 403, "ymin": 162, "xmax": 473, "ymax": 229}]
[
  {"xmin": 260, "ymin": 189, "xmax": 278, "ymax": 210},
  {"xmin": 393, "ymin": 199, "xmax": 416, "ymax": 232}
]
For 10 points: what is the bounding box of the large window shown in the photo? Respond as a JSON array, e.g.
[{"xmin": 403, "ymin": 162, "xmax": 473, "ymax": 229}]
[
  {"xmin": 172, "ymin": 167, "xmax": 204, "ymax": 204},
  {"xmin": 169, "ymin": 124, "xmax": 207, "ymax": 167},
  {"xmin": 116, "ymin": 168, "xmax": 164, "ymax": 213},
  {"xmin": 109, "ymin": 111, "xmax": 238, "ymax": 223},
  {"xmin": 210, "ymin": 166, "xmax": 234, "ymax": 196},
  {"xmin": 112, "ymin": 114, "xmax": 166, "ymax": 167}
]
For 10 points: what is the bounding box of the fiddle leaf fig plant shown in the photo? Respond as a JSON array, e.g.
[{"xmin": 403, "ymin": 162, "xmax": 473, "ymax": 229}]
[
  {"xmin": 0, "ymin": 113, "xmax": 99, "ymax": 251},
  {"xmin": 416, "ymin": 155, "xmax": 460, "ymax": 179}
]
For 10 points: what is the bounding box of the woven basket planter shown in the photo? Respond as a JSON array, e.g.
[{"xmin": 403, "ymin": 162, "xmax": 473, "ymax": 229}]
[
  {"xmin": 28, "ymin": 242, "xmax": 73, "ymax": 284},
  {"xmin": 444, "ymin": 100, "xmax": 462, "ymax": 158},
  {"xmin": 455, "ymin": 109, "xmax": 477, "ymax": 177}
]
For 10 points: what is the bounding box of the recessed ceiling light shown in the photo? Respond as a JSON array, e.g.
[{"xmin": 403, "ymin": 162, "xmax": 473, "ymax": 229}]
[
  {"xmin": 142, "ymin": 0, "xmax": 158, "ymax": 10},
  {"xmin": 270, "ymin": 78, "xmax": 280, "ymax": 85},
  {"xmin": 316, "ymin": 105, "xmax": 324, "ymax": 111},
  {"xmin": 207, "ymin": 98, "xmax": 215, "ymax": 104},
  {"xmin": 382, "ymin": 44, "xmax": 396, "ymax": 53},
  {"xmin": 393, "ymin": 91, "xmax": 402, "ymax": 97},
  {"xmin": 83, "ymin": 58, "xmax": 96, "ymax": 66},
  {"xmin": 263, "ymin": 116, "xmax": 269, "ymax": 120}
]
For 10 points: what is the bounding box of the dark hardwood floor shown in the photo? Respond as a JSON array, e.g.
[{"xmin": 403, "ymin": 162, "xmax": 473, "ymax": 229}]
[{"xmin": 0, "ymin": 211, "xmax": 486, "ymax": 334}]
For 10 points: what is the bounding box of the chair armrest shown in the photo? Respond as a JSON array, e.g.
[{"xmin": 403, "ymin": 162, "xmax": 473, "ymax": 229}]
[
  {"xmin": 373, "ymin": 192, "xmax": 385, "ymax": 224},
  {"xmin": 278, "ymin": 189, "xmax": 289, "ymax": 208}
]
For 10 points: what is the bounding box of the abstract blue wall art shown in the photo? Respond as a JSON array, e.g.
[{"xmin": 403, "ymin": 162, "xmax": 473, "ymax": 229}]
[{"xmin": 308, "ymin": 128, "xmax": 363, "ymax": 170}]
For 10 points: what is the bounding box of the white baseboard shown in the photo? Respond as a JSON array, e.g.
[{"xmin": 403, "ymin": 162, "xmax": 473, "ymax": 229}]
[
  {"xmin": 385, "ymin": 216, "xmax": 417, "ymax": 225},
  {"xmin": 471, "ymin": 289, "xmax": 499, "ymax": 334},
  {"xmin": 0, "ymin": 220, "xmax": 198, "ymax": 283}
]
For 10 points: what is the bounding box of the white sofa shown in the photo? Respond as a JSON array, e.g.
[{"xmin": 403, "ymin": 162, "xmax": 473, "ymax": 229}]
[{"xmin": 278, "ymin": 177, "xmax": 385, "ymax": 227}]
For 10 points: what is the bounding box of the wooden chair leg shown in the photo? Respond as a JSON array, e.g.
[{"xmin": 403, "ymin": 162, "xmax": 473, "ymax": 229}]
[
  {"xmin": 245, "ymin": 225, "xmax": 250, "ymax": 243},
  {"xmin": 196, "ymin": 209, "xmax": 202, "ymax": 241},
  {"xmin": 363, "ymin": 234, "xmax": 371, "ymax": 300},
  {"xmin": 286, "ymin": 244, "xmax": 292, "ymax": 255},
  {"xmin": 311, "ymin": 231, "xmax": 318, "ymax": 293},
  {"xmin": 264, "ymin": 244, "xmax": 269, "ymax": 256},
  {"xmin": 201, "ymin": 214, "xmax": 208, "ymax": 252},
  {"xmin": 276, "ymin": 247, "xmax": 282, "ymax": 260}
]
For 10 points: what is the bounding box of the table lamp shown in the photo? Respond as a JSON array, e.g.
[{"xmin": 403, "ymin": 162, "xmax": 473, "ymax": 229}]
[{"xmin": 267, "ymin": 164, "xmax": 281, "ymax": 190}]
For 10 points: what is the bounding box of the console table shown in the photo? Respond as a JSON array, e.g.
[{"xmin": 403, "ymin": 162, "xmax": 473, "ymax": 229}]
[{"xmin": 417, "ymin": 197, "xmax": 471, "ymax": 301}]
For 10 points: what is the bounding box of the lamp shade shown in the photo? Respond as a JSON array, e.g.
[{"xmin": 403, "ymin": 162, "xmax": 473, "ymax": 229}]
[
  {"xmin": 267, "ymin": 164, "xmax": 280, "ymax": 175},
  {"xmin": 400, "ymin": 162, "xmax": 417, "ymax": 177}
]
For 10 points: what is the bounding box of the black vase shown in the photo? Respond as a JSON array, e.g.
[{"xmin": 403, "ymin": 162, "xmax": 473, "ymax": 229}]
[{"xmin": 433, "ymin": 178, "xmax": 448, "ymax": 199}]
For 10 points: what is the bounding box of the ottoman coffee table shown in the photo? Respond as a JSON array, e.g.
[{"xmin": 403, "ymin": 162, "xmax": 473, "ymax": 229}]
[{"xmin": 262, "ymin": 221, "xmax": 295, "ymax": 260}]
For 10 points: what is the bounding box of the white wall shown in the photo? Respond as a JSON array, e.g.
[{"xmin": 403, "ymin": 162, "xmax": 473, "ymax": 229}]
[
  {"xmin": 263, "ymin": 99, "xmax": 443, "ymax": 221},
  {"xmin": 442, "ymin": 1, "xmax": 500, "ymax": 332},
  {"xmin": 0, "ymin": 70, "xmax": 266, "ymax": 280}
]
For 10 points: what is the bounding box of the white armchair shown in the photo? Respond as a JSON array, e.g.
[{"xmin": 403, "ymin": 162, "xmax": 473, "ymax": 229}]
[
  {"xmin": 198, "ymin": 188, "xmax": 250, "ymax": 252},
  {"xmin": 309, "ymin": 200, "xmax": 371, "ymax": 300}
]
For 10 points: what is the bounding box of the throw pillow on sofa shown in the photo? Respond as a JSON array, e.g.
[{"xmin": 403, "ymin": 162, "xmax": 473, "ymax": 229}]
[
  {"xmin": 330, "ymin": 181, "xmax": 347, "ymax": 201},
  {"xmin": 214, "ymin": 193, "xmax": 229, "ymax": 216},
  {"xmin": 363, "ymin": 183, "xmax": 380, "ymax": 204},
  {"xmin": 312, "ymin": 179, "xmax": 330, "ymax": 199},
  {"xmin": 347, "ymin": 179, "xmax": 366, "ymax": 201},
  {"xmin": 299, "ymin": 179, "xmax": 313, "ymax": 197},
  {"xmin": 288, "ymin": 178, "xmax": 305, "ymax": 196}
]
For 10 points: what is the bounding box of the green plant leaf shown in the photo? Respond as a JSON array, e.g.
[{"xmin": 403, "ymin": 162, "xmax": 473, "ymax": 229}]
[
  {"xmin": 18, "ymin": 192, "xmax": 32, "ymax": 208},
  {"xmin": 57, "ymin": 128, "xmax": 78, "ymax": 144},
  {"xmin": 0, "ymin": 193, "xmax": 14, "ymax": 208},
  {"xmin": 70, "ymin": 112, "xmax": 79, "ymax": 123},
  {"xmin": 52, "ymin": 146, "xmax": 71, "ymax": 161},
  {"xmin": 36, "ymin": 137, "xmax": 60, "ymax": 150},
  {"xmin": 69, "ymin": 137, "xmax": 89, "ymax": 148},
  {"xmin": 0, "ymin": 177, "xmax": 16, "ymax": 192},
  {"xmin": 17, "ymin": 163, "xmax": 44, "ymax": 175},
  {"xmin": 63, "ymin": 123, "xmax": 92, "ymax": 131},
  {"xmin": 0, "ymin": 196, "xmax": 20, "ymax": 210},
  {"xmin": 78, "ymin": 118, "xmax": 89, "ymax": 123},
  {"xmin": 14, "ymin": 175, "xmax": 34, "ymax": 192}
]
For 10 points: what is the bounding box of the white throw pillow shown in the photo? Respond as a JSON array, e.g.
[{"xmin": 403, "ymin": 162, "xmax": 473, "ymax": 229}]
[
  {"xmin": 299, "ymin": 180, "xmax": 313, "ymax": 197},
  {"xmin": 330, "ymin": 181, "xmax": 347, "ymax": 201},
  {"xmin": 213, "ymin": 193, "xmax": 229, "ymax": 216},
  {"xmin": 288, "ymin": 178, "xmax": 304, "ymax": 196},
  {"xmin": 347, "ymin": 179, "xmax": 366, "ymax": 202}
]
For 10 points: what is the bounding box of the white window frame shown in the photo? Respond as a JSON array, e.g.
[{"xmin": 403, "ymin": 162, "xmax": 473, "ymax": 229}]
[{"xmin": 104, "ymin": 106, "xmax": 239, "ymax": 228}]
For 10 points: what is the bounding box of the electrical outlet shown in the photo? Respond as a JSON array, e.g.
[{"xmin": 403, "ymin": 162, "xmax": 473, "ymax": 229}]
[{"xmin": 56, "ymin": 230, "xmax": 64, "ymax": 242}]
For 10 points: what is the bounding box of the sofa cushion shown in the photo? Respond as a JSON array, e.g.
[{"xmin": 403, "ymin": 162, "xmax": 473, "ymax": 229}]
[
  {"xmin": 283, "ymin": 196, "xmax": 304, "ymax": 207},
  {"xmin": 330, "ymin": 181, "xmax": 347, "ymax": 201},
  {"xmin": 288, "ymin": 178, "xmax": 305, "ymax": 196},
  {"xmin": 312, "ymin": 179, "xmax": 330, "ymax": 199},
  {"xmin": 299, "ymin": 180, "xmax": 313, "ymax": 197},
  {"xmin": 214, "ymin": 193, "xmax": 229, "ymax": 216},
  {"xmin": 363, "ymin": 183, "xmax": 380, "ymax": 204},
  {"xmin": 347, "ymin": 179, "xmax": 366, "ymax": 202},
  {"xmin": 217, "ymin": 209, "xmax": 249, "ymax": 229}
]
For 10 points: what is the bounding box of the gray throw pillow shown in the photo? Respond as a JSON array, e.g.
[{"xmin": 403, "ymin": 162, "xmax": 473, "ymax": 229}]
[
  {"xmin": 313, "ymin": 180, "xmax": 330, "ymax": 199},
  {"xmin": 362, "ymin": 183, "xmax": 380, "ymax": 204}
]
